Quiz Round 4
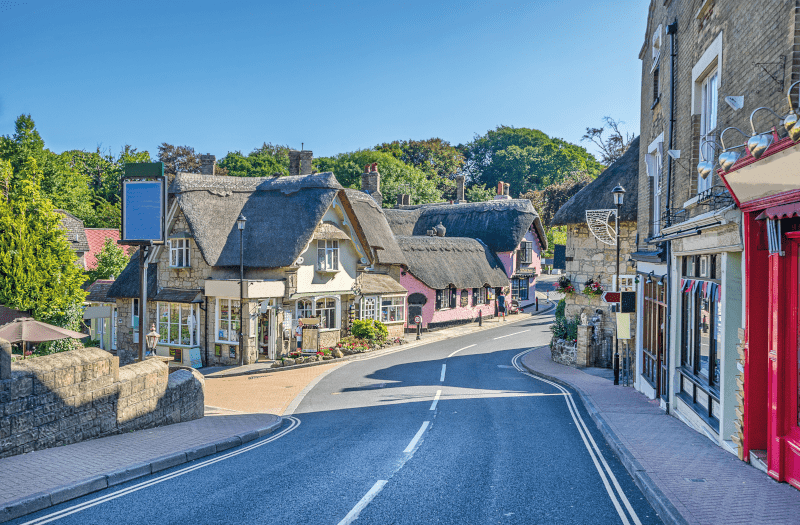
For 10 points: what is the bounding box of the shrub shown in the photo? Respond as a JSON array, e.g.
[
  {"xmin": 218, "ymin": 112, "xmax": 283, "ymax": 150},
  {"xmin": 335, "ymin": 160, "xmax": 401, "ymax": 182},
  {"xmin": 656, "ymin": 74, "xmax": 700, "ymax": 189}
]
[
  {"xmin": 555, "ymin": 298, "xmax": 566, "ymax": 320},
  {"xmin": 351, "ymin": 319, "xmax": 376, "ymax": 340},
  {"xmin": 550, "ymin": 314, "xmax": 580, "ymax": 343},
  {"xmin": 373, "ymin": 320, "xmax": 388, "ymax": 341}
]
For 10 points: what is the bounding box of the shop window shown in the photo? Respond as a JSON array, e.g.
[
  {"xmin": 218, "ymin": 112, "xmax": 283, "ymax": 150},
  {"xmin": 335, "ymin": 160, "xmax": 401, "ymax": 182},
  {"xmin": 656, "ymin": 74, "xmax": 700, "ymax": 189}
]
[
  {"xmin": 361, "ymin": 296, "xmax": 378, "ymax": 320},
  {"xmin": 484, "ymin": 287, "xmax": 491, "ymax": 304},
  {"xmin": 158, "ymin": 302, "xmax": 198, "ymax": 347},
  {"xmin": 216, "ymin": 298, "xmax": 241, "ymax": 343},
  {"xmin": 381, "ymin": 296, "xmax": 404, "ymax": 323},
  {"xmin": 169, "ymin": 239, "xmax": 190, "ymax": 268},
  {"xmin": 317, "ymin": 240, "xmax": 339, "ymax": 271},
  {"xmin": 642, "ymin": 280, "xmax": 668, "ymax": 397},
  {"xmin": 460, "ymin": 290, "xmax": 469, "ymax": 307},
  {"xmin": 297, "ymin": 299, "xmax": 313, "ymax": 320},
  {"xmin": 316, "ymin": 297, "xmax": 337, "ymax": 329},
  {"xmin": 512, "ymin": 278, "xmax": 529, "ymax": 301}
]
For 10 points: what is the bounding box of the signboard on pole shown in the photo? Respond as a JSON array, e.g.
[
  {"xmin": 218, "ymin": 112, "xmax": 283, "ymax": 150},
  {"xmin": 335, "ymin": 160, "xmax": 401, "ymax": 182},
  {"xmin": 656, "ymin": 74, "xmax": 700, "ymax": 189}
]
[
  {"xmin": 616, "ymin": 313, "xmax": 632, "ymax": 340},
  {"xmin": 121, "ymin": 163, "xmax": 166, "ymax": 245},
  {"xmin": 553, "ymin": 245, "xmax": 566, "ymax": 270}
]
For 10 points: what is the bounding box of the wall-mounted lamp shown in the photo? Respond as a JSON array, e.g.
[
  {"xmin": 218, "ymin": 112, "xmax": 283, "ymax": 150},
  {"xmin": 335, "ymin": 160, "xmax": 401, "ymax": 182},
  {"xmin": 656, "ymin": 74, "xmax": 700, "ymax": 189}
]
[
  {"xmin": 784, "ymin": 81, "xmax": 800, "ymax": 141},
  {"xmin": 724, "ymin": 95, "xmax": 744, "ymax": 111},
  {"xmin": 696, "ymin": 138, "xmax": 718, "ymax": 179},
  {"xmin": 748, "ymin": 107, "xmax": 783, "ymax": 159},
  {"xmin": 718, "ymin": 127, "xmax": 749, "ymax": 171},
  {"xmin": 646, "ymin": 271, "xmax": 654, "ymax": 284}
]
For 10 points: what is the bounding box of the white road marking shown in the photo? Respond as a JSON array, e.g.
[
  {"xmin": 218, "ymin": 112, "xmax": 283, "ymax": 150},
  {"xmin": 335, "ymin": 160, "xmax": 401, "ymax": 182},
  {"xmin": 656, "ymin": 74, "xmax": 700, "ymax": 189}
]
[
  {"xmin": 447, "ymin": 344, "xmax": 475, "ymax": 358},
  {"xmin": 430, "ymin": 390, "xmax": 442, "ymax": 410},
  {"xmin": 440, "ymin": 364, "xmax": 446, "ymax": 382},
  {"xmin": 512, "ymin": 350, "xmax": 642, "ymax": 525},
  {"xmin": 21, "ymin": 417, "xmax": 302, "ymax": 525},
  {"xmin": 337, "ymin": 480, "xmax": 388, "ymax": 525},
  {"xmin": 284, "ymin": 362, "xmax": 347, "ymax": 416},
  {"xmin": 403, "ymin": 421, "xmax": 430, "ymax": 453},
  {"xmin": 493, "ymin": 329, "xmax": 530, "ymax": 340}
]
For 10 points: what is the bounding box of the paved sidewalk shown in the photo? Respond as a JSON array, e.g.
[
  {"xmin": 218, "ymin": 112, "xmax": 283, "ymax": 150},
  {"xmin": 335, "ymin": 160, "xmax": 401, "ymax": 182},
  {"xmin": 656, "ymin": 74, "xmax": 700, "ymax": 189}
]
[
  {"xmin": 0, "ymin": 411, "xmax": 282, "ymax": 523},
  {"xmin": 521, "ymin": 346, "xmax": 800, "ymax": 525}
]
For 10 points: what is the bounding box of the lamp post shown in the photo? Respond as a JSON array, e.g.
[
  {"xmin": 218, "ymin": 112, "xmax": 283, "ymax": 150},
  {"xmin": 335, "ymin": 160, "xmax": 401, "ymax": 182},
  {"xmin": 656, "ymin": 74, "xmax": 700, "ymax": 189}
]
[
  {"xmin": 237, "ymin": 213, "xmax": 247, "ymax": 366},
  {"xmin": 612, "ymin": 184, "xmax": 625, "ymax": 386},
  {"xmin": 145, "ymin": 323, "xmax": 160, "ymax": 357}
]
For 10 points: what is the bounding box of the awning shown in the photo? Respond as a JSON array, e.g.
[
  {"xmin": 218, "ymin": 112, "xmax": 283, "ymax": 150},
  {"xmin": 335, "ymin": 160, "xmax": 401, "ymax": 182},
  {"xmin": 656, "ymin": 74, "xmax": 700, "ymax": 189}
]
[{"xmin": 756, "ymin": 201, "xmax": 800, "ymax": 221}]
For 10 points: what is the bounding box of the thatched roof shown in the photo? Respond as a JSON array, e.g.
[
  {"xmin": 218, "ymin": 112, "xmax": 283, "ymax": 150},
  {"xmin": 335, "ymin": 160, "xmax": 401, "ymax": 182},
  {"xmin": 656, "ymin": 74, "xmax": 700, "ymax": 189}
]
[
  {"xmin": 396, "ymin": 235, "xmax": 509, "ymax": 290},
  {"xmin": 341, "ymin": 189, "xmax": 406, "ymax": 266},
  {"xmin": 171, "ymin": 172, "xmax": 342, "ymax": 269},
  {"xmin": 358, "ymin": 272, "xmax": 407, "ymax": 295},
  {"xmin": 550, "ymin": 136, "xmax": 640, "ymax": 226},
  {"xmin": 55, "ymin": 210, "xmax": 89, "ymax": 253},
  {"xmin": 384, "ymin": 199, "xmax": 538, "ymax": 253},
  {"xmin": 106, "ymin": 252, "xmax": 157, "ymax": 299}
]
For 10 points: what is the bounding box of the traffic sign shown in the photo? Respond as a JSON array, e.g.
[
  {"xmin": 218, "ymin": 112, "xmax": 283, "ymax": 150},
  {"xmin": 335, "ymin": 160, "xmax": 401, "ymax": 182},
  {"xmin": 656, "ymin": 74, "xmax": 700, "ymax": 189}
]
[
  {"xmin": 602, "ymin": 291, "xmax": 621, "ymax": 303},
  {"xmin": 414, "ymin": 315, "xmax": 422, "ymax": 324}
]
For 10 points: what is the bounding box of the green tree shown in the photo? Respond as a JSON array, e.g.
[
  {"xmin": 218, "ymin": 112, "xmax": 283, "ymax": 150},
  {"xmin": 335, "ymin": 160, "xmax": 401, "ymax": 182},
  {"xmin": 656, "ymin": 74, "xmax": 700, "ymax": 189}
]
[
  {"xmin": 86, "ymin": 238, "xmax": 130, "ymax": 284},
  {"xmin": 460, "ymin": 126, "xmax": 603, "ymax": 195},
  {"xmin": 158, "ymin": 143, "xmax": 203, "ymax": 176},
  {"xmin": 217, "ymin": 143, "xmax": 291, "ymax": 177},
  {"xmin": 375, "ymin": 138, "xmax": 464, "ymax": 199},
  {"xmin": 0, "ymin": 166, "xmax": 86, "ymax": 322},
  {"xmin": 314, "ymin": 150, "xmax": 442, "ymax": 207},
  {"xmin": 466, "ymin": 183, "xmax": 494, "ymax": 202}
]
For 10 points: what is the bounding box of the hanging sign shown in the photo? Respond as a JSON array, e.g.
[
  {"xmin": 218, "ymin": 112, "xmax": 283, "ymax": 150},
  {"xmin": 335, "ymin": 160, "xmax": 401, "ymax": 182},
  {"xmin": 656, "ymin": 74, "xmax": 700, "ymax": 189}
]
[{"xmin": 120, "ymin": 163, "xmax": 166, "ymax": 245}]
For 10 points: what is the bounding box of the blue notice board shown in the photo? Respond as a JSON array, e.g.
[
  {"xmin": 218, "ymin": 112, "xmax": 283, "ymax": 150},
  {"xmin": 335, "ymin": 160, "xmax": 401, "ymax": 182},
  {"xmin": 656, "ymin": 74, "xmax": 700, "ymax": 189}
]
[
  {"xmin": 189, "ymin": 347, "xmax": 203, "ymax": 369},
  {"xmin": 122, "ymin": 180, "xmax": 164, "ymax": 242}
]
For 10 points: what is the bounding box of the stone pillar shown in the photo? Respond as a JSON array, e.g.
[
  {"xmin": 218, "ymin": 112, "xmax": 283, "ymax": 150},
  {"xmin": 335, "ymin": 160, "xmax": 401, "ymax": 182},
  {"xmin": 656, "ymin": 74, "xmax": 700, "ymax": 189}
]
[
  {"xmin": 289, "ymin": 150, "xmax": 301, "ymax": 175},
  {"xmin": 0, "ymin": 337, "xmax": 10, "ymax": 380},
  {"xmin": 199, "ymin": 154, "xmax": 216, "ymax": 175},
  {"xmin": 576, "ymin": 325, "xmax": 592, "ymax": 367},
  {"xmin": 300, "ymin": 150, "xmax": 313, "ymax": 175}
]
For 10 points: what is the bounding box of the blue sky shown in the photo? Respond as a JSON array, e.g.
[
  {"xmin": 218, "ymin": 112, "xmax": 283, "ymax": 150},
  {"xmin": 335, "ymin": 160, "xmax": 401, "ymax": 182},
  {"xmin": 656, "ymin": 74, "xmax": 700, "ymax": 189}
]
[{"xmin": 0, "ymin": 0, "xmax": 648, "ymax": 161}]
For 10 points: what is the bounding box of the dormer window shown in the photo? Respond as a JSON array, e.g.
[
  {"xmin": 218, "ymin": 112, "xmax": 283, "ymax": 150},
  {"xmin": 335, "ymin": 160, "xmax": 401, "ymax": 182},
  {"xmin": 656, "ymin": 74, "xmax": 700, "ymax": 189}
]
[
  {"xmin": 317, "ymin": 240, "xmax": 339, "ymax": 271},
  {"xmin": 169, "ymin": 238, "xmax": 190, "ymax": 268}
]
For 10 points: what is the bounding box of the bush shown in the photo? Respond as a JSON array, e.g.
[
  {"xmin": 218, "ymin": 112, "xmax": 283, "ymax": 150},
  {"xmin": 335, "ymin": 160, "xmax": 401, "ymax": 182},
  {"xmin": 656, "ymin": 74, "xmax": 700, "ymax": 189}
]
[
  {"xmin": 555, "ymin": 298, "xmax": 566, "ymax": 320},
  {"xmin": 551, "ymin": 314, "xmax": 580, "ymax": 342},
  {"xmin": 351, "ymin": 319, "xmax": 376, "ymax": 340},
  {"xmin": 373, "ymin": 320, "xmax": 388, "ymax": 341}
]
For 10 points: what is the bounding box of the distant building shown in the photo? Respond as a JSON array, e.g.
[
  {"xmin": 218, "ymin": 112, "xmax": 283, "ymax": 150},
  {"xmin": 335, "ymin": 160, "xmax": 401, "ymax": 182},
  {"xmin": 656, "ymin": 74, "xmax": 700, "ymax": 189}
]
[{"xmin": 55, "ymin": 210, "xmax": 89, "ymax": 269}]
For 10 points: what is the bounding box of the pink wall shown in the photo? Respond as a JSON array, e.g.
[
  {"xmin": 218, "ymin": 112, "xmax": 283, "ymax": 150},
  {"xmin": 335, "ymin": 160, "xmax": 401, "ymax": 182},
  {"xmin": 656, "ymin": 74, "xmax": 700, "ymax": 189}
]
[
  {"xmin": 399, "ymin": 271, "xmax": 496, "ymax": 329},
  {"xmin": 501, "ymin": 227, "xmax": 545, "ymax": 302}
]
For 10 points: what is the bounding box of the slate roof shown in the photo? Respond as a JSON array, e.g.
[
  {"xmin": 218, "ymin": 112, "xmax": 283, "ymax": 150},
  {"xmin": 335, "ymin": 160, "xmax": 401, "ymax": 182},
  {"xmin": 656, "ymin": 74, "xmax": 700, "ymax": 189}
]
[
  {"xmin": 358, "ymin": 272, "xmax": 407, "ymax": 295},
  {"xmin": 341, "ymin": 189, "xmax": 406, "ymax": 266},
  {"xmin": 551, "ymin": 136, "xmax": 640, "ymax": 226},
  {"xmin": 384, "ymin": 199, "xmax": 538, "ymax": 253},
  {"xmin": 106, "ymin": 252, "xmax": 158, "ymax": 299},
  {"xmin": 152, "ymin": 288, "xmax": 202, "ymax": 303},
  {"xmin": 396, "ymin": 235, "xmax": 509, "ymax": 290},
  {"xmin": 170, "ymin": 172, "xmax": 342, "ymax": 269},
  {"xmin": 85, "ymin": 280, "xmax": 115, "ymax": 303},
  {"xmin": 55, "ymin": 210, "xmax": 89, "ymax": 253}
]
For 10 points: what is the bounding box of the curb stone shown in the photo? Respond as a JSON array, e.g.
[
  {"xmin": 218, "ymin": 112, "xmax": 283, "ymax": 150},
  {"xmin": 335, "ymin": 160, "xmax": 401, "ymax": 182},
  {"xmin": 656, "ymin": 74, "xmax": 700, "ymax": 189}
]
[
  {"xmin": 206, "ymin": 300, "xmax": 557, "ymax": 379},
  {"xmin": 518, "ymin": 348, "xmax": 689, "ymax": 525},
  {"xmin": 0, "ymin": 416, "xmax": 283, "ymax": 524}
]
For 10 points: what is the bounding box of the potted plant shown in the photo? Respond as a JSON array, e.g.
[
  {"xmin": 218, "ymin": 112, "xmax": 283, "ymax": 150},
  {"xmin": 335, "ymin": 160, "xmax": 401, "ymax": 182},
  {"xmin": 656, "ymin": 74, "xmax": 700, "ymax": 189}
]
[
  {"xmin": 557, "ymin": 275, "xmax": 576, "ymax": 295},
  {"xmin": 583, "ymin": 278, "xmax": 605, "ymax": 297}
]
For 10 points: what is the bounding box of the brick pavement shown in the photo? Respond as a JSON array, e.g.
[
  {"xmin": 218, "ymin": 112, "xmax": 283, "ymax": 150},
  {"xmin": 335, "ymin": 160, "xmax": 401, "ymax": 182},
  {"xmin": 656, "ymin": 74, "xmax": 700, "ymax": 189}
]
[{"xmin": 521, "ymin": 346, "xmax": 800, "ymax": 525}]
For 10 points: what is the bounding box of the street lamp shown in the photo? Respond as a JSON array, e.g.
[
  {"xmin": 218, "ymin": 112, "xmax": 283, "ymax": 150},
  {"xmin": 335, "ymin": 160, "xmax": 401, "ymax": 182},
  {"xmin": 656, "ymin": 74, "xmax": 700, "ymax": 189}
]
[
  {"xmin": 611, "ymin": 184, "xmax": 625, "ymax": 386},
  {"xmin": 237, "ymin": 213, "xmax": 247, "ymax": 366},
  {"xmin": 145, "ymin": 323, "xmax": 160, "ymax": 357}
]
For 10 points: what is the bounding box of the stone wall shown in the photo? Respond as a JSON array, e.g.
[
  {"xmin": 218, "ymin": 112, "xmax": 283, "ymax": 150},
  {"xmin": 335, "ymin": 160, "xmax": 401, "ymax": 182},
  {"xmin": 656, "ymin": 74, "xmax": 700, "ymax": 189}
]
[
  {"xmin": 564, "ymin": 222, "xmax": 637, "ymax": 287},
  {"xmin": 565, "ymin": 293, "xmax": 636, "ymax": 371},
  {"xmin": 0, "ymin": 345, "xmax": 204, "ymax": 459},
  {"xmin": 551, "ymin": 339, "xmax": 577, "ymax": 366}
]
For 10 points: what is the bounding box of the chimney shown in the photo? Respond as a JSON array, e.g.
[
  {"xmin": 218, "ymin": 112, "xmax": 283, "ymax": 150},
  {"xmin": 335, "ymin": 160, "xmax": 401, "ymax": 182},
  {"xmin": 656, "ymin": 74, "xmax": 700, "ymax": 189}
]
[
  {"xmin": 396, "ymin": 194, "xmax": 404, "ymax": 207},
  {"xmin": 289, "ymin": 150, "xmax": 301, "ymax": 175},
  {"xmin": 361, "ymin": 163, "xmax": 383, "ymax": 205},
  {"xmin": 504, "ymin": 182, "xmax": 510, "ymax": 196},
  {"xmin": 494, "ymin": 180, "xmax": 511, "ymax": 200},
  {"xmin": 300, "ymin": 150, "xmax": 313, "ymax": 175},
  {"xmin": 403, "ymin": 194, "xmax": 410, "ymax": 206},
  {"xmin": 456, "ymin": 175, "xmax": 465, "ymax": 203},
  {"xmin": 199, "ymin": 154, "xmax": 216, "ymax": 175}
]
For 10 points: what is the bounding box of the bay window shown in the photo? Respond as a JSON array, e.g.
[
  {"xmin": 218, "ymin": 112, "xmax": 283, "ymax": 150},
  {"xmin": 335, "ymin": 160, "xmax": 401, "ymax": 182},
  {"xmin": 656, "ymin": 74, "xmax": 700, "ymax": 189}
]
[
  {"xmin": 381, "ymin": 296, "xmax": 404, "ymax": 323},
  {"xmin": 316, "ymin": 297, "xmax": 337, "ymax": 329},
  {"xmin": 157, "ymin": 302, "xmax": 198, "ymax": 346},
  {"xmin": 297, "ymin": 299, "xmax": 313, "ymax": 320},
  {"xmin": 361, "ymin": 296, "xmax": 378, "ymax": 320},
  {"xmin": 317, "ymin": 240, "xmax": 339, "ymax": 271},
  {"xmin": 216, "ymin": 298, "xmax": 240, "ymax": 343}
]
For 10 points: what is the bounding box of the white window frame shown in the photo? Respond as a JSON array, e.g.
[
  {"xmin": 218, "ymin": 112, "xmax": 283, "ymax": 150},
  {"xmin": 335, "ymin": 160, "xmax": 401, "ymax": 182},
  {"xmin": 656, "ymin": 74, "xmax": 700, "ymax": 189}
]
[
  {"xmin": 317, "ymin": 240, "xmax": 339, "ymax": 271},
  {"xmin": 361, "ymin": 296, "xmax": 379, "ymax": 321},
  {"xmin": 315, "ymin": 296, "xmax": 339, "ymax": 330},
  {"xmin": 691, "ymin": 32, "xmax": 722, "ymax": 196},
  {"xmin": 215, "ymin": 298, "xmax": 241, "ymax": 344},
  {"xmin": 381, "ymin": 295, "xmax": 405, "ymax": 323},
  {"xmin": 650, "ymin": 24, "xmax": 662, "ymax": 72},
  {"xmin": 169, "ymin": 238, "xmax": 191, "ymax": 268},
  {"xmin": 157, "ymin": 302, "xmax": 199, "ymax": 347},
  {"xmin": 296, "ymin": 299, "xmax": 313, "ymax": 321},
  {"xmin": 647, "ymin": 134, "xmax": 664, "ymax": 235},
  {"xmin": 698, "ymin": 69, "xmax": 718, "ymax": 194}
]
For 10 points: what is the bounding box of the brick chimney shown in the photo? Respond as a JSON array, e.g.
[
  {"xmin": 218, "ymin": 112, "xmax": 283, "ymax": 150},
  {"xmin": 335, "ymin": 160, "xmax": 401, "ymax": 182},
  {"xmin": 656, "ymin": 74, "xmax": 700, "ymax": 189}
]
[
  {"xmin": 289, "ymin": 150, "xmax": 301, "ymax": 175},
  {"xmin": 199, "ymin": 154, "xmax": 216, "ymax": 175},
  {"xmin": 494, "ymin": 180, "xmax": 511, "ymax": 200},
  {"xmin": 403, "ymin": 194, "xmax": 410, "ymax": 206},
  {"xmin": 361, "ymin": 163, "xmax": 383, "ymax": 205},
  {"xmin": 300, "ymin": 150, "xmax": 313, "ymax": 175},
  {"xmin": 455, "ymin": 175, "xmax": 466, "ymax": 203}
]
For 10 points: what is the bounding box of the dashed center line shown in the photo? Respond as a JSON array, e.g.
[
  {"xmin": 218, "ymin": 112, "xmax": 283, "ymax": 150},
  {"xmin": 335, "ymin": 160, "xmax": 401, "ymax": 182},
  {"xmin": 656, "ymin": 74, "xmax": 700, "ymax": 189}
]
[
  {"xmin": 493, "ymin": 329, "xmax": 530, "ymax": 340},
  {"xmin": 337, "ymin": 480, "xmax": 388, "ymax": 525},
  {"xmin": 430, "ymin": 390, "xmax": 442, "ymax": 410},
  {"xmin": 440, "ymin": 364, "xmax": 446, "ymax": 382},
  {"xmin": 404, "ymin": 421, "xmax": 430, "ymax": 453}
]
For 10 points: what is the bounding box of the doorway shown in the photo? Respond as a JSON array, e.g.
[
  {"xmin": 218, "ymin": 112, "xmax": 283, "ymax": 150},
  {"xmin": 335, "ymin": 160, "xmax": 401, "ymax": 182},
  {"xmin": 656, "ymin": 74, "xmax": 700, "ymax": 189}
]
[{"xmin": 258, "ymin": 308, "xmax": 277, "ymax": 361}]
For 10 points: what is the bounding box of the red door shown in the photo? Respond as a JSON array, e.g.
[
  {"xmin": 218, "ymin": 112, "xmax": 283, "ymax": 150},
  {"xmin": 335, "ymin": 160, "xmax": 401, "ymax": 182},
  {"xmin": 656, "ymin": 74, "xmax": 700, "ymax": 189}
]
[{"xmin": 771, "ymin": 233, "xmax": 800, "ymax": 488}]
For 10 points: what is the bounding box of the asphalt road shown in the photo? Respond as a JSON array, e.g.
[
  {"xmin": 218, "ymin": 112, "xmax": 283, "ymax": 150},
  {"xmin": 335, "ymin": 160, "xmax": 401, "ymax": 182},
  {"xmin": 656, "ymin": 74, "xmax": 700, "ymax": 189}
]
[{"xmin": 14, "ymin": 310, "xmax": 662, "ymax": 525}]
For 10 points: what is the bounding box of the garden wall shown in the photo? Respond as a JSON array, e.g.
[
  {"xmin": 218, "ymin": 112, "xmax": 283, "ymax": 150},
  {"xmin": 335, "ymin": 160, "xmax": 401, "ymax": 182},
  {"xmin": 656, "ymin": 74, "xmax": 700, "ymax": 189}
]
[{"xmin": 0, "ymin": 341, "xmax": 204, "ymax": 459}]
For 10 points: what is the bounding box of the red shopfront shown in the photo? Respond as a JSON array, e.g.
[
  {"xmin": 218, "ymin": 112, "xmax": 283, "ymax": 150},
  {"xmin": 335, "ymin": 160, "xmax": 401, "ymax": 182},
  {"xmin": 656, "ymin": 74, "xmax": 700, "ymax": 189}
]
[{"xmin": 721, "ymin": 136, "xmax": 800, "ymax": 488}]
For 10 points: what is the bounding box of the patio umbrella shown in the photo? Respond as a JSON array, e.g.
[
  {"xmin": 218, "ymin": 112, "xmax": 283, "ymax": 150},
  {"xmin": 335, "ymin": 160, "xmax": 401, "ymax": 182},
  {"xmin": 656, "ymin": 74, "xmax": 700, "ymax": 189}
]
[{"xmin": 0, "ymin": 317, "xmax": 88, "ymax": 357}]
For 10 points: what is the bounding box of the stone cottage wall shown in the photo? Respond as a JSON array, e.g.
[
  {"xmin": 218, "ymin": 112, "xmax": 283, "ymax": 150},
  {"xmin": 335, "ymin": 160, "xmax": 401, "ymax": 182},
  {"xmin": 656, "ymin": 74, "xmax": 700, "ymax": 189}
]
[
  {"xmin": 0, "ymin": 346, "xmax": 204, "ymax": 459},
  {"xmin": 564, "ymin": 222, "xmax": 637, "ymax": 287}
]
